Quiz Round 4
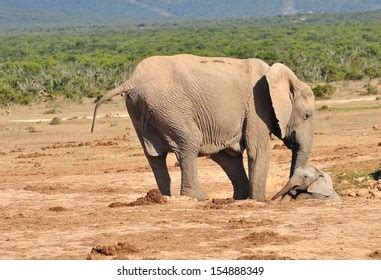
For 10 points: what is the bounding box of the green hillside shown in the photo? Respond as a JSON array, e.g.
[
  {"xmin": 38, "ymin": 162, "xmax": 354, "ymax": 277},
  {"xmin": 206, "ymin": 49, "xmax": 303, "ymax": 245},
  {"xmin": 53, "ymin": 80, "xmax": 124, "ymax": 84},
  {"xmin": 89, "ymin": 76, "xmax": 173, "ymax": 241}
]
[
  {"xmin": 0, "ymin": 10, "xmax": 380, "ymax": 105},
  {"xmin": 0, "ymin": 0, "xmax": 380, "ymax": 28}
]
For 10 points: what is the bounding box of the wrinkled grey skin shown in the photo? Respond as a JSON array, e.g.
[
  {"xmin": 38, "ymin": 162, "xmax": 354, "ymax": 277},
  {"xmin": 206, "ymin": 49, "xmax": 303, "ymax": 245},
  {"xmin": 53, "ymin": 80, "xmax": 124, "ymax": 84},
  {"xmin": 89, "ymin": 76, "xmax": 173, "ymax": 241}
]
[
  {"xmin": 92, "ymin": 54, "xmax": 315, "ymax": 201},
  {"xmin": 272, "ymin": 165, "xmax": 340, "ymax": 201}
]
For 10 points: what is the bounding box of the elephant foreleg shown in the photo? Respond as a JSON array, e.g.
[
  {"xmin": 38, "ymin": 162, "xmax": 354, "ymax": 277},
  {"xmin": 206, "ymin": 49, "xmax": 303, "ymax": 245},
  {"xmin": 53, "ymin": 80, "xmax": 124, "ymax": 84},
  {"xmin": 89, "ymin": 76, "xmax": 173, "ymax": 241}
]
[
  {"xmin": 246, "ymin": 143, "xmax": 271, "ymax": 201},
  {"xmin": 146, "ymin": 154, "xmax": 171, "ymax": 196},
  {"xmin": 210, "ymin": 151, "xmax": 249, "ymax": 199}
]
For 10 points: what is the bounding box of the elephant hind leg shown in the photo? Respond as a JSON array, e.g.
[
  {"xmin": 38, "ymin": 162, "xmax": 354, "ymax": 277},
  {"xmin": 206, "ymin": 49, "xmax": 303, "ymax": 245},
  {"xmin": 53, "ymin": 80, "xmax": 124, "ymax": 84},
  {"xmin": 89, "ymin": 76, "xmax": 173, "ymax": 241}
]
[
  {"xmin": 210, "ymin": 151, "xmax": 249, "ymax": 199},
  {"xmin": 175, "ymin": 150, "xmax": 208, "ymax": 201},
  {"xmin": 146, "ymin": 154, "xmax": 171, "ymax": 196}
]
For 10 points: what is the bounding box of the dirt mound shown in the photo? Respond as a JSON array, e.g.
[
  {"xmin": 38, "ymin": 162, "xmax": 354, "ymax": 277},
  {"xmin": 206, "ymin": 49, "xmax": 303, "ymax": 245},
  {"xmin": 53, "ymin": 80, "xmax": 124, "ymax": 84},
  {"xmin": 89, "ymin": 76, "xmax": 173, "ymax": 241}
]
[
  {"xmin": 368, "ymin": 251, "xmax": 381, "ymax": 259},
  {"xmin": 204, "ymin": 198, "xmax": 234, "ymax": 209},
  {"xmin": 127, "ymin": 189, "xmax": 167, "ymax": 206},
  {"xmin": 23, "ymin": 184, "xmax": 71, "ymax": 194},
  {"xmin": 238, "ymin": 254, "xmax": 293, "ymax": 260},
  {"xmin": 229, "ymin": 218, "xmax": 274, "ymax": 228},
  {"xmin": 95, "ymin": 140, "xmax": 118, "ymax": 147},
  {"xmin": 41, "ymin": 141, "xmax": 91, "ymax": 150},
  {"xmin": 87, "ymin": 241, "xmax": 139, "ymax": 259},
  {"xmin": 48, "ymin": 206, "xmax": 67, "ymax": 212},
  {"xmin": 254, "ymin": 218, "xmax": 274, "ymax": 226},
  {"xmin": 243, "ymin": 231, "xmax": 292, "ymax": 245},
  {"xmin": 229, "ymin": 217, "xmax": 251, "ymax": 225},
  {"xmin": 108, "ymin": 202, "xmax": 127, "ymax": 208},
  {"xmin": 17, "ymin": 152, "xmax": 51, "ymax": 159}
]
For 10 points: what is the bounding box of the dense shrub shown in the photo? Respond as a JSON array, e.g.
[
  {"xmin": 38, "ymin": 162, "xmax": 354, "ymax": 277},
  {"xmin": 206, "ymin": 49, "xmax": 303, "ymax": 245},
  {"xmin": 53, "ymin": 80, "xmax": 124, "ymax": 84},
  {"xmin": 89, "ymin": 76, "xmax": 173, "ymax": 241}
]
[
  {"xmin": 363, "ymin": 83, "xmax": 378, "ymax": 95},
  {"xmin": 312, "ymin": 84, "xmax": 335, "ymax": 99},
  {"xmin": 0, "ymin": 11, "xmax": 380, "ymax": 106}
]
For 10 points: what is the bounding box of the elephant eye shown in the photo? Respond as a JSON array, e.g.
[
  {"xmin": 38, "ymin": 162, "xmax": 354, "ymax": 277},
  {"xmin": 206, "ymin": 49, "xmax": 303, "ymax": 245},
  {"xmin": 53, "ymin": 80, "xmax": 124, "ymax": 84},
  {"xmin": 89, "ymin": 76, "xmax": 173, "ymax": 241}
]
[{"xmin": 303, "ymin": 112, "xmax": 311, "ymax": 120}]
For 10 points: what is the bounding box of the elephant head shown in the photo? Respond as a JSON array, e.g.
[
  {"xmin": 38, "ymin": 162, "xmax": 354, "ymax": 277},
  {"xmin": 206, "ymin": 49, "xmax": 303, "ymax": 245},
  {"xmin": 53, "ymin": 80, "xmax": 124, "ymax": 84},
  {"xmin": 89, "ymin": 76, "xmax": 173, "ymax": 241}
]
[
  {"xmin": 259, "ymin": 63, "xmax": 315, "ymax": 177},
  {"xmin": 271, "ymin": 165, "xmax": 336, "ymax": 200}
]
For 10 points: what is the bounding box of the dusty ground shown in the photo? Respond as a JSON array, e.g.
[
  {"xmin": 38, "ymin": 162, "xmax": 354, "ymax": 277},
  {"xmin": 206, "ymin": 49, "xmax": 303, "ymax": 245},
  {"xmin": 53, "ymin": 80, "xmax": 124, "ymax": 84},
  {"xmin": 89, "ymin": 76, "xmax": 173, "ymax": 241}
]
[{"xmin": 0, "ymin": 80, "xmax": 380, "ymax": 260}]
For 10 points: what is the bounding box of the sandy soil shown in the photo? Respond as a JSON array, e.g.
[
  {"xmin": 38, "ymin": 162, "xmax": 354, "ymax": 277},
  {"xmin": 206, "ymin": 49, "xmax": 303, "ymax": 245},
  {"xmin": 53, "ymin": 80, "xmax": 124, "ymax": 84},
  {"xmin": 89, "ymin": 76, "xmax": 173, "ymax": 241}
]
[{"xmin": 0, "ymin": 82, "xmax": 380, "ymax": 260}]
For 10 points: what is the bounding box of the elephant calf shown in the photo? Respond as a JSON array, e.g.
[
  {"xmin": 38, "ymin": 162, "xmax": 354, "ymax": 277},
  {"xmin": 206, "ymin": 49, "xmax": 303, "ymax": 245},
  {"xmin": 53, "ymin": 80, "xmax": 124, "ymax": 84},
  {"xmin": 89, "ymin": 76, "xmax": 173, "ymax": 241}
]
[
  {"xmin": 92, "ymin": 54, "xmax": 315, "ymax": 201},
  {"xmin": 272, "ymin": 165, "xmax": 340, "ymax": 201}
]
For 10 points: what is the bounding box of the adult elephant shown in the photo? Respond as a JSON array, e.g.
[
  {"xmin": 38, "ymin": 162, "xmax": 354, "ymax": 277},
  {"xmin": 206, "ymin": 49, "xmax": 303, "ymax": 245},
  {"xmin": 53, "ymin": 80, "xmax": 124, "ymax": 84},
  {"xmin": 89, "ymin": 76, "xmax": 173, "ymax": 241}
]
[{"xmin": 91, "ymin": 54, "xmax": 315, "ymax": 201}]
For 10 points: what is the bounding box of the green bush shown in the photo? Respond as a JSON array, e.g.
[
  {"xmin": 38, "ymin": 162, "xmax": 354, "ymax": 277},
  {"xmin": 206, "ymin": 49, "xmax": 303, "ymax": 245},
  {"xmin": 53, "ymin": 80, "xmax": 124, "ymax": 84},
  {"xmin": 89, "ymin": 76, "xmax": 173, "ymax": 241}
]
[
  {"xmin": 0, "ymin": 12, "xmax": 380, "ymax": 106},
  {"xmin": 363, "ymin": 83, "xmax": 378, "ymax": 95},
  {"xmin": 318, "ymin": 105, "xmax": 330, "ymax": 111},
  {"xmin": 312, "ymin": 84, "xmax": 335, "ymax": 99},
  {"xmin": 49, "ymin": 117, "xmax": 61, "ymax": 125}
]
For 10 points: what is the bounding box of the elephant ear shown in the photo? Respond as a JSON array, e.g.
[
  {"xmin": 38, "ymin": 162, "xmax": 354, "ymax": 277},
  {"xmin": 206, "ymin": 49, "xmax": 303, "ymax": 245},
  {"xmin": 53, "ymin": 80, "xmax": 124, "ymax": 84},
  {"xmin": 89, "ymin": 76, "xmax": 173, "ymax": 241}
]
[
  {"xmin": 307, "ymin": 172, "xmax": 334, "ymax": 197},
  {"xmin": 264, "ymin": 63, "xmax": 298, "ymax": 138}
]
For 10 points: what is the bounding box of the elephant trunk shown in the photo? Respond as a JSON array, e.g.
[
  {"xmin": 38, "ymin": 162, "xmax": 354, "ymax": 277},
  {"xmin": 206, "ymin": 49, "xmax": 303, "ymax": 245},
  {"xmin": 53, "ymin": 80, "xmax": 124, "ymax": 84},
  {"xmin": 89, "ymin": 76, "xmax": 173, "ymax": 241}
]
[
  {"xmin": 272, "ymin": 177, "xmax": 298, "ymax": 200},
  {"xmin": 276, "ymin": 137, "xmax": 312, "ymax": 200},
  {"xmin": 289, "ymin": 147, "xmax": 310, "ymax": 178},
  {"xmin": 289, "ymin": 124, "xmax": 314, "ymax": 177}
]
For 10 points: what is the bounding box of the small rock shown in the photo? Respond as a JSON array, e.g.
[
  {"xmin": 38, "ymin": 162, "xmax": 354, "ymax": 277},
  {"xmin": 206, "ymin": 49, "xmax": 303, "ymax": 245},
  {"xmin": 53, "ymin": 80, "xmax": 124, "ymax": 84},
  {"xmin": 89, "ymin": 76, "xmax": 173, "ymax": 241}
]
[
  {"xmin": 377, "ymin": 185, "xmax": 381, "ymax": 192},
  {"xmin": 348, "ymin": 190, "xmax": 357, "ymax": 197},
  {"xmin": 355, "ymin": 177, "xmax": 365, "ymax": 183},
  {"xmin": 339, "ymin": 181, "xmax": 353, "ymax": 189},
  {"xmin": 356, "ymin": 189, "xmax": 369, "ymax": 197},
  {"xmin": 365, "ymin": 180, "xmax": 375, "ymax": 188},
  {"xmin": 94, "ymin": 245, "xmax": 117, "ymax": 256},
  {"xmin": 373, "ymin": 124, "xmax": 379, "ymax": 130},
  {"xmin": 371, "ymin": 191, "xmax": 381, "ymax": 199},
  {"xmin": 338, "ymin": 189, "xmax": 350, "ymax": 196},
  {"xmin": 369, "ymin": 189, "xmax": 378, "ymax": 195}
]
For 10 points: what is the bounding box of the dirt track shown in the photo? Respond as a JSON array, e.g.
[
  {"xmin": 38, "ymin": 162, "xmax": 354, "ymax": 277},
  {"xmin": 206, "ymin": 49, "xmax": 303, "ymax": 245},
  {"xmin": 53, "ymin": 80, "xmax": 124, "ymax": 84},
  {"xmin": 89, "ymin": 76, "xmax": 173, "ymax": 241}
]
[{"xmin": 0, "ymin": 86, "xmax": 380, "ymax": 259}]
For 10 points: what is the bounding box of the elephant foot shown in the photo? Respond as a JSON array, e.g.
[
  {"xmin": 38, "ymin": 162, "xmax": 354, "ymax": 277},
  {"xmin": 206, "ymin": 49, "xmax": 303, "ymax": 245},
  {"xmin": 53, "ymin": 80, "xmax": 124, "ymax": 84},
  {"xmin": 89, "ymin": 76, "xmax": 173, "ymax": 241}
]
[
  {"xmin": 180, "ymin": 187, "xmax": 208, "ymax": 201},
  {"xmin": 233, "ymin": 190, "xmax": 249, "ymax": 200},
  {"xmin": 248, "ymin": 192, "xmax": 266, "ymax": 202},
  {"xmin": 158, "ymin": 187, "xmax": 171, "ymax": 197}
]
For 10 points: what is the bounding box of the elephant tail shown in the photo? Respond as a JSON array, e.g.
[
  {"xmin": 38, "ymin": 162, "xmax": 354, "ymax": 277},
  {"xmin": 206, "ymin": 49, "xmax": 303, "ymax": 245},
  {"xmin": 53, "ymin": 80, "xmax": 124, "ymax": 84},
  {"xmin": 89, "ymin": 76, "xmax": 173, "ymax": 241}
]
[{"xmin": 91, "ymin": 82, "xmax": 133, "ymax": 133}]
